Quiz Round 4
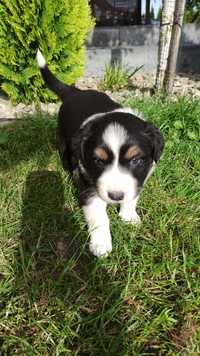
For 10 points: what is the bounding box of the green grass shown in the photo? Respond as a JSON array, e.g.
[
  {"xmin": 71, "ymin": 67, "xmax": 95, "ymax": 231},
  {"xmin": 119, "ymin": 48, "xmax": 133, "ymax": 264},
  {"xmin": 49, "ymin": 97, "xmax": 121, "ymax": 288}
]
[{"xmin": 0, "ymin": 96, "xmax": 200, "ymax": 355}]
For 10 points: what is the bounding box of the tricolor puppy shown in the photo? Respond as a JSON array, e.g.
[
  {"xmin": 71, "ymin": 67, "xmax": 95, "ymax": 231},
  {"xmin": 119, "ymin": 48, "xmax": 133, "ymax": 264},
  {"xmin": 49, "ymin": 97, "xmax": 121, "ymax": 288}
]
[{"xmin": 36, "ymin": 50, "xmax": 164, "ymax": 257}]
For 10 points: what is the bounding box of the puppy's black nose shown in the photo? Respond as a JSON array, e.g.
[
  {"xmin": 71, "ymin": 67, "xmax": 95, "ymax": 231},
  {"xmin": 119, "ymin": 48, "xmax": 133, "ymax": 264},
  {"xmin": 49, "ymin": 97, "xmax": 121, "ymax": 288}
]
[{"xmin": 108, "ymin": 191, "xmax": 124, "ymax": 201}]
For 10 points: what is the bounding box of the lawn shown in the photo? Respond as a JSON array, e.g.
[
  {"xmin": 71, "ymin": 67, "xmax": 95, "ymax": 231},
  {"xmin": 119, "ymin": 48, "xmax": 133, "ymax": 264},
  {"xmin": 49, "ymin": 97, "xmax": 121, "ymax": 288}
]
[{"xmin": 0, "ymin": 95, "xmax": 200, "ymax": 355}]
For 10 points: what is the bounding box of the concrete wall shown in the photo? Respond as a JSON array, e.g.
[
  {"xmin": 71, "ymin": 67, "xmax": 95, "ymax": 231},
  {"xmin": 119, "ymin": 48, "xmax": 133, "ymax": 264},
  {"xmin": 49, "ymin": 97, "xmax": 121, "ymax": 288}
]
[{"xmin": 84, "ymin": 24, "xmax": 200, "ymax": 76}]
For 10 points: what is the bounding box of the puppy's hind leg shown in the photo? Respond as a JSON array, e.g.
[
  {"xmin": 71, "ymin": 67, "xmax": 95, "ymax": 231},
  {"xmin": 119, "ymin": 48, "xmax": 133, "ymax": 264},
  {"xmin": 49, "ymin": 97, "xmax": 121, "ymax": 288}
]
[
  {"xmin": 83, "ymin": 196, "xmax": 112, "ymax": 257},
  {"xmin": 119, "ymin": 196, "xmax": 141, "ymax": 225}
]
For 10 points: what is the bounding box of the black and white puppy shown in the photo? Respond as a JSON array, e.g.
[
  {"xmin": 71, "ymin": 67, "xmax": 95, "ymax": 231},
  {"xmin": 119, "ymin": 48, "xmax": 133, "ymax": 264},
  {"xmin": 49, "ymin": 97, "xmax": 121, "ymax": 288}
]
[{"xmin": 36, "ymin": 50, "xmax": 164, "ymax": 257}]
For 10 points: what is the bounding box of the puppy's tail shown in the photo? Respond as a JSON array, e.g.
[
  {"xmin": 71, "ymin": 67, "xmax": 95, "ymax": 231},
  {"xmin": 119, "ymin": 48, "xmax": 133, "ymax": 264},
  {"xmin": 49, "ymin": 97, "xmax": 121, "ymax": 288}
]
[{"xmin": 36, "ymin": 49, "xmax": 76, "ymax": 100}]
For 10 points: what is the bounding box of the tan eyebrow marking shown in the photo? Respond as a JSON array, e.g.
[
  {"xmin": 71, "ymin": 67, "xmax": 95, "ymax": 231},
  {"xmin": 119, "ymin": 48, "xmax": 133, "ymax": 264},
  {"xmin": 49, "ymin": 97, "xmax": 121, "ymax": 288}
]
[
  {"xmin": 94, "ymin": 147, "xmax": 108, "ymax": 161},
  {"xmin": 124, "ymin": 145, "xmax": 140, "ymax": 160}
]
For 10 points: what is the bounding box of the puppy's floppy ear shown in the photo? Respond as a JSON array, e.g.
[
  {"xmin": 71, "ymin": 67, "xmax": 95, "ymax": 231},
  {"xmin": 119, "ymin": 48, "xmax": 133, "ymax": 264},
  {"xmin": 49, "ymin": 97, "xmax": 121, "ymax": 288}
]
[
  {"xmin": 144, "ymin": 122, "xmax": 165, "ymax": 162},
  {"xmin": 71, "ymin": 123, "xmax": 92, "ymax": 163}
]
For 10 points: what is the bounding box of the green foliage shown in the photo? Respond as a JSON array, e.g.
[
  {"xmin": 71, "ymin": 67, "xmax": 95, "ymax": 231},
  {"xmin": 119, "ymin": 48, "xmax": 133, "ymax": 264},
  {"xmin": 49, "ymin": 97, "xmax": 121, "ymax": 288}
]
[
  {"xmin": 0, "ymin": 0, "xmax": 94, "ymax": 103},
  {"xmin": 184, "ymin": 0, "xmax": 200, "ymax": 23},
  {"xmin": 99, "ymin": 63, "xmax": 143, "ymax": 92}
]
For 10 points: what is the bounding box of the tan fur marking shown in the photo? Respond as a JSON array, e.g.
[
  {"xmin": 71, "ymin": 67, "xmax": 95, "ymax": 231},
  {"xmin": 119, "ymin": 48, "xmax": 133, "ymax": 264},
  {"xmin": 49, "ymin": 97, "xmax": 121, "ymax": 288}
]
[
  {"xmin": 124, "ymin": 145, "xmax": 140, "ymax": 160},
  {"xmin": 95, "ymin": 147, "xmax": 108, "ymax": 161}
]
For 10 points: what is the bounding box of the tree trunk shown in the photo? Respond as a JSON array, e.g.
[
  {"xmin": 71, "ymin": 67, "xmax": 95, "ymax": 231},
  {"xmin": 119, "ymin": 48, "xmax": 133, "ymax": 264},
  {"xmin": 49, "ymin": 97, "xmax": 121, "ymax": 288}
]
[
  {"xmin": 155, "ymin": 0, "xmax": 176, "ymax": 90},
  {"xmin": 163, "ymin": 0, "xmax": 186, "ymax": 92}
]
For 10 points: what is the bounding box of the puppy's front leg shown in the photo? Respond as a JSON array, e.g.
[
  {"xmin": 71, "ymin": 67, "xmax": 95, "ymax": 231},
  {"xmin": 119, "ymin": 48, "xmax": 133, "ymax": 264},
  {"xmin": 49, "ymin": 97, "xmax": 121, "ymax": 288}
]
[
  {"xmin": 83, "ymin": 196, "xmax": 112, "ymax": 257},
  {"xmin": 119, "ymin": 196, "xmax": 141, "ymax": 224}
]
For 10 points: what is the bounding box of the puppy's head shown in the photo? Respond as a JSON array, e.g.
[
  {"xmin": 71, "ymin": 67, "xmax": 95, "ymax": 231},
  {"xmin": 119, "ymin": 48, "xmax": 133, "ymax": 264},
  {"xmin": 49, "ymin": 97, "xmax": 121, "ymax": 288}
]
[{"xmin": 76, "ymin": 111, "xmax": 164, "ymax": 204}]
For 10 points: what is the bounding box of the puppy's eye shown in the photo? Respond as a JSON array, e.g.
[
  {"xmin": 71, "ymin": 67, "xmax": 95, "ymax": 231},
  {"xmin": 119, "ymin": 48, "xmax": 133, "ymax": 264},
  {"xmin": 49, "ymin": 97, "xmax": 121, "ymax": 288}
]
[
  {"xmin": 94, "ymin": 156, "xmax": 106, "ymax": 167},
  {"xmin": 130, "ymin": 157, "xmax": 144, "ymax": 166},
  {"xmin": 93, "ymin": 147, "xmax": 108, "ymax": 167}
]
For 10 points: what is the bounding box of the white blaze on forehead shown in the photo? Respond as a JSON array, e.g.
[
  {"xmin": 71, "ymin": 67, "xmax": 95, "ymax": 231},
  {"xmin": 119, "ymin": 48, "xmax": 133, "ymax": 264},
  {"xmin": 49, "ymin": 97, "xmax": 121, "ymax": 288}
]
[
  {"xmin": 102, "ymin": 122, "xmax": 128, "ymax": 156},
  {"xmin": 97, "ymin": 122, "xmax": 138, "ymax": 203}
]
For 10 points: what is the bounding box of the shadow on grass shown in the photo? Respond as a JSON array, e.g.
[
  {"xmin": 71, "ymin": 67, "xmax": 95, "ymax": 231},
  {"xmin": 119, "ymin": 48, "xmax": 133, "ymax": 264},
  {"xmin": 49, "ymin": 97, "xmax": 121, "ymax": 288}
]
[
  {"xmin": 0, "ymin": 114, "xmax": 57, "ymax": 171},
  {"xmin": 1, "ymin": 116, "xmax": 125, "ymax": 354},
  {"xmin": 16, "ymin": 170, "xmax": 122, "ymax": 355},
  {"xmin": 15, "ymin": 170, "xmax": 124, "ymax": 354},
  {"xmin": 19, "ymin": 170, "xmax": 91, "ymax": 293}
]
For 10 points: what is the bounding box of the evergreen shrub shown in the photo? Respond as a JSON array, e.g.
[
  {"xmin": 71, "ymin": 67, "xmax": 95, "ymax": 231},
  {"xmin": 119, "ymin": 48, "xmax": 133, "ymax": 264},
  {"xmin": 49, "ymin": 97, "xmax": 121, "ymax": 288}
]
[{"xmin": 0, "ymin": 0, "xmax": 94, "ymax": 103}]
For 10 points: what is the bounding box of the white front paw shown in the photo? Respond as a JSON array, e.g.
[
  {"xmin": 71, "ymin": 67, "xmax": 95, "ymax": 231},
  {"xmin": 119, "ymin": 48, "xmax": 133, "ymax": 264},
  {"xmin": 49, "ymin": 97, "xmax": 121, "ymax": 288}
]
[
  {"xmin": 119, "ymin": 211, "xmax": 141, "ymax": 225},
  {"xmin": 89, "ymin": 229, "xmax": 112, "ymax": 257}
]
